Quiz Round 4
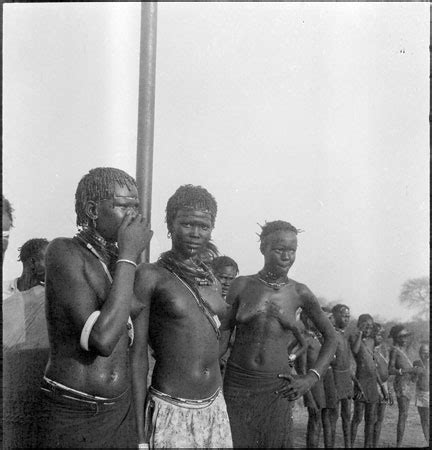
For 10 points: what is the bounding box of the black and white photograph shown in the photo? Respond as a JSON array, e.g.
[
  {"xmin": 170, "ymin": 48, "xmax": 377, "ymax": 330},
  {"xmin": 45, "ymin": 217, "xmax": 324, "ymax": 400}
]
[{"xmin": 2, "ymin": 2, "xmax": 429, "ymax": 448}]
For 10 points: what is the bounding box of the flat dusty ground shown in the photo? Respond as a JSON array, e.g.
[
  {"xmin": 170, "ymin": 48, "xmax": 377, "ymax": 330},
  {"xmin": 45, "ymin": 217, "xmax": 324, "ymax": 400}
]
[{"xmin": 291, "ymin": 400, "xmax": 428, "ymax": 448}]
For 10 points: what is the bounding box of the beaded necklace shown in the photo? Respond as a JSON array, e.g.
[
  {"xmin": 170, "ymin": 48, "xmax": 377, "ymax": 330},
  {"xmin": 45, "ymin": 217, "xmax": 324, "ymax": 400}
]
[
  {"xmin": 157, "ymin": 251, "xmax": 221, "ymax": 339},
  {"xmin": 257, "ymin": 270, "xmax": 289, "ymax": 290}
]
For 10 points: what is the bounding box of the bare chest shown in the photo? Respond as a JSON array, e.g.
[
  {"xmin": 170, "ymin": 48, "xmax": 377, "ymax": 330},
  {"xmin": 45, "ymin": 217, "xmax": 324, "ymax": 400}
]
[
  {"xmin": 236, "ymin": 283, "xmax": 301, "ymax": 331},
  {"xmin": 153, "ymin": 277, "xmax": 228, "ymax": 321}
]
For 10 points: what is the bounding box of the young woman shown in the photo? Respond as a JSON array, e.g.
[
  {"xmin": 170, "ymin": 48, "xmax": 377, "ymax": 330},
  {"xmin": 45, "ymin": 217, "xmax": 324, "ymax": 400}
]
[{"xmin": 223, "ymin": 220, "xmax": 336, "ymax": 448}]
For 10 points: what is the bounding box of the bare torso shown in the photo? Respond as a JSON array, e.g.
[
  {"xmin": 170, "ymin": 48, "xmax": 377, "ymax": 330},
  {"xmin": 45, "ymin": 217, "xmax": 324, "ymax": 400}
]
[
  {"xmin": 147, "ymin": 264, "xmax": 229, "ymax": 399},
  {"xmin": 229, "ymin": 275, "xmax": 304, "ymax": 373},
  {"xmin": 44, "ymin": 238, "xmax": 132, "ymax": 398},
  {"xmin": 332, "ymin": 330, "xmax": 351, "ymax": 371}
]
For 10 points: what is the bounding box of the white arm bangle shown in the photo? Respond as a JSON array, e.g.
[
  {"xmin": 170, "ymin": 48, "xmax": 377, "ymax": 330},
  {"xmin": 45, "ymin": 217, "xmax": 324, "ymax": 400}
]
[
  {"xmin": 288, "ymin": 353, "xmax": 297, "ymax": 364},
  {"xmin": 308, "ymin": 368, "xmax": 321, "ymax": 381},
  {"xmin": 80, "ymin": 311, "xmax": 101, "ymax": 351},
  {"xmin": 116, "ymin": 259, "xmax": 137, "ymax": 268},
  {"xmin": 138, "ymin": 443, "xmax": 149, "ymax": 449}
]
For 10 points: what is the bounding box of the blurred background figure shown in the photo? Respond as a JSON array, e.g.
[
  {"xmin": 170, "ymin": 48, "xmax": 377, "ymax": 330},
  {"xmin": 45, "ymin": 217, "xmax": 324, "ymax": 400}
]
[
  {"xmin": 211, "ymin": 255, "xmax": 239, "ymax": 299},
  {"xmin": 2, "ymin": 195, "xmax": 14, "ymax": 264},
  {"xmin": 3, "ymin": 237, "xmax": 50, "ymax": 448},
  {"xmin": 212, "ymin": 255, "xmax": 239, "ymax": 377},
  {"xmin": 299, "ymin": 310, "xmax": 328, "ymax": 448},
  {"xmin": 320, "ymin": 306, "xmax": 338, "ymax": 449},
  {"xmin": 413, "ymin": 342, "xmax": 429, "ymax": 446},
  {"xmin": 331, "ymin": 304, "xmax": 354, "ymax": 448},
  {"xmin": 349, "ymin": 313, "xmax": 378, "ymax": 448},
  {"xmin": 388, "ymin": 325, "xmax": 419, "ymax": 448},
  {"xmin": 3, "ymin": 238, "xmax": 49, "ymax": 301},
  {"xmin": 371, "ymin": 323, "xmax": 393, "ymax": 448}
]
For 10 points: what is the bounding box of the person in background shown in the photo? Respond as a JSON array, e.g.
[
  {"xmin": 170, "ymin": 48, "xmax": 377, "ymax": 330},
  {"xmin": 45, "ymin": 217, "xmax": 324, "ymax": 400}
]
[
  {"xmin": 349, "ymin": 314, "xmax": 378, "ymax": 448},
  {"xmin": 298, "ymin": 310, "xmax": 329, "ymax": 448},
  {"xmin": 3, "ymin": 238, "xmax": 49, "ymax": 300},
  {"xmin": 38, "ymin": 167, "xmax": 152, "ymax": 448},
  {"xmin": 3, "ymin": 238, "xmax": 50, "ymax": 448},
  {"xmin": 212, "ymin": 255, "xmax": 239, "ymax": 376},
  {"xmin": 371, "ymin": 322, "xmax": 393, "ymax": 448},
  {"xmin": 2, "ymin": 195, "xmax": 14, "ymax": 263},
  {"xmin": 223, "ymin": 220, "xmax": 336, "ymax": 448},
  {"xmin": 388, "ymin": 325, "xmax": 419, "ymax": 448},
  {"xmin": 320, "ymin": 307, "xmax": 339, "ymax": 449},
  {"xmin": 413, "ymin": 342, "xmax": 429, "ymax": 446},
  {"xmin": 132, "ymin": 185, "xmax": 233, "ymax": 449},
  {"xmin": 211, "ymin": 255, "xmax": 239, "ymax": 299},
  {"xmin": 331, "ymin": 304, "xmax": 354, "ymax": 448}
]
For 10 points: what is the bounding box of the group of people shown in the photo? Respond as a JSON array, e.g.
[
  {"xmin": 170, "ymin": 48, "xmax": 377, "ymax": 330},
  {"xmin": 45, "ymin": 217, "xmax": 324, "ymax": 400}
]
[
  {"xmin": 298, "ymin": 305, "xmax": 429, "ymax": 448},
  {"xmin": 2, "ymin": 168, "xmax": 429, "ymax": 449}
]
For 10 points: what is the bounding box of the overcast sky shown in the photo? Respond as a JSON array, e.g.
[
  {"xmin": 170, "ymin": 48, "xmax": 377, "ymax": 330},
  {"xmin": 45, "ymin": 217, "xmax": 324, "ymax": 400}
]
[{"xmin": 3, "ymin": 2, "xmax": 429, "ymax": 321}]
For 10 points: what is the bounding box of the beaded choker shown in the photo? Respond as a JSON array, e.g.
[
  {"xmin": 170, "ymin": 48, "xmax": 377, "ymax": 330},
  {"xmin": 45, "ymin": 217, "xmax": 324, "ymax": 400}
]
[
  {"xmin": 157, "ymin": 251, "xmax": 220, "ymax": 339},
  {"xmin": 257, "ymin": 270, "xmax": 289, "ymax": 290},
  {"xmin": 158, "ymin": 251, "xmax": 217, "ymax": 288},
  {"xmin": 75, "ymin": 228, "xmax": 119, "ymax": 274}
]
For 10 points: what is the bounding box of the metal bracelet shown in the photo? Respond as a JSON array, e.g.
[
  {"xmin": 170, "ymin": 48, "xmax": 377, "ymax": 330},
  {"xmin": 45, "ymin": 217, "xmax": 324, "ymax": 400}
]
[
  {"xmin": 116, "ymin": 258, "xmax": 137, "ymax": 268},
  {"xmin": 308, "ymin": 368, "xmax": 321, "ymax": 381}
]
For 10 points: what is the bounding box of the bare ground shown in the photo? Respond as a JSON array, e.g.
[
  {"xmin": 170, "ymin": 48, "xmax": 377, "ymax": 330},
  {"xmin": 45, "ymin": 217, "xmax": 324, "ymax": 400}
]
[{"xmin": 291, "ymin": 400, "xmax": 428, "ymax": 448}]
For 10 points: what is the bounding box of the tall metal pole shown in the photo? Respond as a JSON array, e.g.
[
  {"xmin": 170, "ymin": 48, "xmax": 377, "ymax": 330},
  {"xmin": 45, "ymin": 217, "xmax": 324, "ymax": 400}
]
[{"xmin": 136, "ymin": 2, "xmax": 157, "ymax": 262}]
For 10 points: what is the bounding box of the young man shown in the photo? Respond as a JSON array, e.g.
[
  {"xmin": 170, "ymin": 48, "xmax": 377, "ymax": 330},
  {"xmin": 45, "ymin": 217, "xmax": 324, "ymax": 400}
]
[
  {"xmin": 371, "ymin": 322, "xmax": 393, "ymax": 448},
  {"xmin": 413, "ymin": 342, "xmax": 429, "ymax": 445},
  {"xmin": 132, "ymin": 185, "xmax": 233, "ymax": 448},
  {"xmin": 38, "ymin": 167, "xmax": 152, "ymax": 448},
  {"xmin": 211, "ymin": 255, "xmax": 239, "ymax": 299},
  {"xmin": 3, "ymin": 238, "xmax": 50, "ymax": 448},
  {"xmin": 223, "ymin": 220, "xmax": 337, "ymax": 448},
  {"xmin": 330, "ymin": 304, "xmax": 354, "ymax": 448},
  {"xmin": 349, "ymin": 314, "xmax": 378, "ymax": 448},
  {"xmin": 388, "ymin": 325, "xmax": 419, "ymax": 448}
]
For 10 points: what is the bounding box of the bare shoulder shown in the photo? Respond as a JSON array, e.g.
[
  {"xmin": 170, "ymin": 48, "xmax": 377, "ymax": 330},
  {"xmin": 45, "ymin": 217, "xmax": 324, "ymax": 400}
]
[
  {"xmin": 135, "ymin": 262, "xmax": 164, "ymax": 297},
  {"xmin": 231, "ymin": 275, "xmax": 252, "ymax": 290},
  {"xmin": 293, "ymin": 280, "xmax": 315, "ymax": 301},
  {"xmin": 225, "ymin": 275, "xmax": 251, "ymax": 306},
  {"xmin": 136, "ymin": 262, "xmax": 164, "ymax": 283},
  {"xmin": 46, "ymin": 237, "xmax": 85, "ymax": 269}
]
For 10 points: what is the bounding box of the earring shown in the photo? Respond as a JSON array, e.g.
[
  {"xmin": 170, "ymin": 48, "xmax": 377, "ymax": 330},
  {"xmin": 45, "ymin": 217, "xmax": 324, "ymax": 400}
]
[
  {"xmin": 92, "ymin": 218, "xmax": 97, "ymax": 229},
  {"xmin": 167, "ymin": 231, "xmax": 171, "ymax": 239}
]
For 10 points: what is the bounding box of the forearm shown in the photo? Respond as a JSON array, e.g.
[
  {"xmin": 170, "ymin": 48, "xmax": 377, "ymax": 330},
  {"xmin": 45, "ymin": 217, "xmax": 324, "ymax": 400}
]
[
  {"xmin": 132, "ymin": 354, "xmax": 149, "ymax": 443},
  {"xmin": 310, "ymin": 334, "xmax": 337, "ymax": 378},
  {"xmin": 91, "ymin": 263, "xmax": 137, "ymax": 350},
  {"xmin": 350, "ymin": 333, "xmax": 362, "ymax": 354}
]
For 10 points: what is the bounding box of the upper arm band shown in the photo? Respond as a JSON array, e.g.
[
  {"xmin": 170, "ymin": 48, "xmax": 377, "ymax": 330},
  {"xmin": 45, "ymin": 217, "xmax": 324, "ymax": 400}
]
[{"xmin": 80, "ymin": 310, "xmax": 101, "ymax": 351}]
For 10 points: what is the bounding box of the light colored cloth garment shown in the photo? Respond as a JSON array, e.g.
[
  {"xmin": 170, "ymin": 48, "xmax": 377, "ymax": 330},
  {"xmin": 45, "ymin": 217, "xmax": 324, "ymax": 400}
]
[
  {"xmin": 3, "ymin": 277, "xmax": 19, "ymax": 299},
  {"xmin": 3, "ymin": 284, "xmax": 48, "ymax": 349},
  {"xmin": 145, "ymin": 386, "xmax": 233, "ymax": 449},
  {"xmin": 3, "ymin": 283, "xmax": 49, "ymax": 448},
  {"xmin": 415, "ymin": 390, "xmax": 429, "ymax": 408}
]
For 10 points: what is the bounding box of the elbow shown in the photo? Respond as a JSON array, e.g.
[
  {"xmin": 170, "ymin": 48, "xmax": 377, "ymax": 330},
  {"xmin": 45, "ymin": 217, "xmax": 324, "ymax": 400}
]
[
  {"xmin": 89, "ymin": 332, "xmax": 121, "ymax": 357},
  {"xmin": 91, "ymin": 341, "xmax": 116, "ymax": 357}
]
